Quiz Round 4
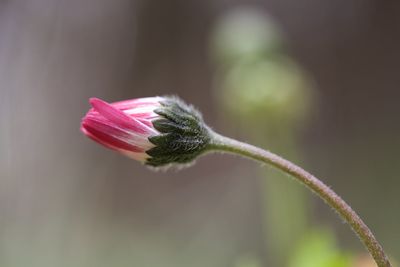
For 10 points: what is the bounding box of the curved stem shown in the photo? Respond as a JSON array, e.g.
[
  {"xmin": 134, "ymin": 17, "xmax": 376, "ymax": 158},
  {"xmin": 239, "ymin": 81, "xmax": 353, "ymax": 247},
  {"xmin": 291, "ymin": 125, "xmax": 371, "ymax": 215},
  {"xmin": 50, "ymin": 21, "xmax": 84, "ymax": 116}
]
[{"xmin": 208, "ymin": 132, "xmax": 391, "ymax": 267}]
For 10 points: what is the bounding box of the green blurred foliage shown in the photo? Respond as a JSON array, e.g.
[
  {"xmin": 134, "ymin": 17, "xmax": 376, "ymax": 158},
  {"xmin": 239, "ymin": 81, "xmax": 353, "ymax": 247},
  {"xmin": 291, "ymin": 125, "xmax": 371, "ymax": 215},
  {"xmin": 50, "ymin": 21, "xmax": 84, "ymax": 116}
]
[
  {"xmin": 211, "ymin": 7, "xmax": 313, "ymax": 141},
  {"xmin": 211, "ymin": 8, "xmax": 283, "ymax": 68},
  {"xmin": 219, "ymin": 58, "xmax": 312, "ymax": 137},
  {"xmin": 288, "ymin": 229, "xmax": 353, "ymax": 267},
  {"xmin": 210, "ymin": 7, "xmax": 360, "ymax": 267}
]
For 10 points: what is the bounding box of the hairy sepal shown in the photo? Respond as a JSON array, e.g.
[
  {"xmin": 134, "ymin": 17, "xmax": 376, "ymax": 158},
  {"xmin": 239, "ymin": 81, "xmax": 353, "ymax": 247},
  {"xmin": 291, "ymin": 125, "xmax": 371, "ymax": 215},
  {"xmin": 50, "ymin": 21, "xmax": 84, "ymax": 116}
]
[{"xmin": 146, "ymin": 97, "xmax": 211, "ymax": 168}]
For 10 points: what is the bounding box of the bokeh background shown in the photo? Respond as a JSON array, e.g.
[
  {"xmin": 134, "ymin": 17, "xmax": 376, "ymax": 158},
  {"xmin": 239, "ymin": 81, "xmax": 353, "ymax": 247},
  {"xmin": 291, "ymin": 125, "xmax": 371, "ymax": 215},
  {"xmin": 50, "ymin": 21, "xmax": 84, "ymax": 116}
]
[{"xmin": 1, "ymin": 1, "xmax": 399, "ymax": 267}]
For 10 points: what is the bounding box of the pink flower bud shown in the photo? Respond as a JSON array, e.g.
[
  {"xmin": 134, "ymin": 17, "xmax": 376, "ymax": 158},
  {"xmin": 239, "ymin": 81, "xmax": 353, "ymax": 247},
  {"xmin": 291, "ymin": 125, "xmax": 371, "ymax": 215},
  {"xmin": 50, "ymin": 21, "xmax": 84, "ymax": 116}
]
[
  {"xmin": 81, "ymin": 97, "xmax": 163, "ymax": 162},
  {"xmin": 81, "ymin": 96, "xmax": 211, "ymax": 168}
]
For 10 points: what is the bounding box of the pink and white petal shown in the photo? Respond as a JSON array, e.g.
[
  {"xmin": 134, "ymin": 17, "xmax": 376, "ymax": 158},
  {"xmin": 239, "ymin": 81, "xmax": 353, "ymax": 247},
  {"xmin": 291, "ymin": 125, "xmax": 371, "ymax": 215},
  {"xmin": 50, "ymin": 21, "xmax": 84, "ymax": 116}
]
[
  {"xmin": 81, "ymin": 126, "xmax": 117, "ymax": 150},
  {"xmin": 124, "ymin": 105, "xmax": 159, "ymax": 117},
  {"xmin": 81, "ymin": 122, "xmax": 145, "ymax": 153},
  {"xmin": 113, "ymin": 97, "xmax": 163, "ymax": 110},
  {"xmin": 129, "ymin": 134, "xmax": 154, "ymax": 150},
  {"xmin": 90, "ymin": 98, "xmax": 155, "ymax": 135},
  {"xmin": 135, "ymin": 118, "xmax": 153, "ymax": 127},
  {"xmin": 83, "ymin": 126, "xmax": 149, "ymax": 160},
  {"xmin": 83, "ymin": 117, "xmax": 153, "ymax": 150}
]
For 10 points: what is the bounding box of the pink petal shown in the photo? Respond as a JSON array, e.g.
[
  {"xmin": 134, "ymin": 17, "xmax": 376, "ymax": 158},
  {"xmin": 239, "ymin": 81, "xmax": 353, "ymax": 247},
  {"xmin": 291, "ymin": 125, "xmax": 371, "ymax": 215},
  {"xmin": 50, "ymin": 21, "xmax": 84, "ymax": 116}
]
[
  {"xmin": 113, "ymin": 97, "xmax": 162, "ymax": 110},
  {"xmin": 81, "ymin": 125, "xmax": 118, "ymax": 150},
  {"xmin": 84, "ymin": 116, "xmax": 151, "ymax": 143},
  {"xmin": 82, "ymin": 120, "xmax": 144, "ymax": 153},
  {"xmin": 89, "ymin": 98, "xmax": 151, "ymax": 134},
  {"xmin": 136, "ymin": 118, "xmax": 153, "ymax": 127}
]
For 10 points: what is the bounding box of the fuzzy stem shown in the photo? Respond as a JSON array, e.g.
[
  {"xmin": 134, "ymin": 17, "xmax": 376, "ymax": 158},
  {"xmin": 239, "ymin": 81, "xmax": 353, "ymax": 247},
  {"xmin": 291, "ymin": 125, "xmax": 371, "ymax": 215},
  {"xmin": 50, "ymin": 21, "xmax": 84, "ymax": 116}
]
[{"xmin": 208, "ymin": 132, "xmax": 391, "ymax": 267}]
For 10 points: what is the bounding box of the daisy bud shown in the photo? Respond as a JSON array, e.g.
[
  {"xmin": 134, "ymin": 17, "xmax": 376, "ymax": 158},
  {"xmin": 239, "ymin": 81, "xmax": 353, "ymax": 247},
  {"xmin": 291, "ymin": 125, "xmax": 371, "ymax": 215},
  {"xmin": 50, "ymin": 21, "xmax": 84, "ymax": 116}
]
[{"xmin": 81, "ymin": 96, "xmax": 211, "ymax": 168}]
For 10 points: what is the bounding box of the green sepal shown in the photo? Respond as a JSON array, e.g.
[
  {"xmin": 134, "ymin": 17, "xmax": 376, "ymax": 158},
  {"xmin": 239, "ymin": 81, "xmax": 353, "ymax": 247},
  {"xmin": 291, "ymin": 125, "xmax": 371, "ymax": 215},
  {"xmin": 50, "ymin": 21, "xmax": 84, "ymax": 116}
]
[{"xmin": 145, "ymin": 97, "xmax": 211, "ymax": 167}]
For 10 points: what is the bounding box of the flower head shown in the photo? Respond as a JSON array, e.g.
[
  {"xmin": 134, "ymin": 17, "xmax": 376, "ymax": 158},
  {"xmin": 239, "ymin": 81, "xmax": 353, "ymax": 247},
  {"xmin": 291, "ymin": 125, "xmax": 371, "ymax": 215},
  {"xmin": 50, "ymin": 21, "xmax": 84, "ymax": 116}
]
[{"xmin": 81, "ymin": 96, "xmax": 211, "ymax": 168}]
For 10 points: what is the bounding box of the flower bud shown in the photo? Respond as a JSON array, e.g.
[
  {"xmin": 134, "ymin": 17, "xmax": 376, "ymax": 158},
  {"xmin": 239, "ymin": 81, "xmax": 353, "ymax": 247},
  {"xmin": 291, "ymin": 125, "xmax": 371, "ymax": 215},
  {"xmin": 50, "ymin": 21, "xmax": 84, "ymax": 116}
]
[{"xmin": 81, "ymin": 96, "xmax": 211, "ymax": 168}]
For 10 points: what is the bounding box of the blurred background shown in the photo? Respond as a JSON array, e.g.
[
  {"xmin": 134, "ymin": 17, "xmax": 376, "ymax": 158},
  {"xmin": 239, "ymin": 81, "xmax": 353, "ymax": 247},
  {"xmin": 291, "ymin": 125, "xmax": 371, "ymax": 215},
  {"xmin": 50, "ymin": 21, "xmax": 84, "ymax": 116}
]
[{"xmin": 0, "ymin": 0, "xmax": 399, "ymax": 266}]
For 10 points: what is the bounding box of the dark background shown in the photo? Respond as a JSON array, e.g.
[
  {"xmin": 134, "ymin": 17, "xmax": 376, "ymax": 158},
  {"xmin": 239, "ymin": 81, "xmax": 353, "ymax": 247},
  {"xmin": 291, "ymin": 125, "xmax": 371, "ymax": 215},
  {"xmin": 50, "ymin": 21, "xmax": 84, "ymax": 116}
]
[{"xmin": 1, "ymin": 1, "xmax": 399, "ymax": 266}]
